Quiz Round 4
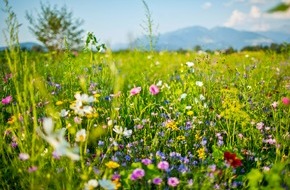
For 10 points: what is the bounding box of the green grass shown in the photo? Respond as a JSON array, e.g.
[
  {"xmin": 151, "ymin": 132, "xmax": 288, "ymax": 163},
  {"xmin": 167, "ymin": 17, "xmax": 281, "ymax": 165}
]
[{"xmin": 0, "ymin": 49, "xmax": 289, "ymax": 189}]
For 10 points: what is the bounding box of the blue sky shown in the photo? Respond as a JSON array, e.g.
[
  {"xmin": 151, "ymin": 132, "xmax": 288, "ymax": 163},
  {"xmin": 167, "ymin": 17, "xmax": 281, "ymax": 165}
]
[{"xmin": 0, "ymin": 0, "xmax": 289, "ymax": 47}]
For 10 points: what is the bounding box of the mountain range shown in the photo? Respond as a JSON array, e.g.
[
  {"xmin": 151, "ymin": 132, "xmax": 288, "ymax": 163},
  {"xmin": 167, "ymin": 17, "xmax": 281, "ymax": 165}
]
[
  {"xmin": 115, "ymin": 25, "xmax": 290, "ymax": 51},
  {"xmin": 1, "ymin": 26, "xmax": 290, "ymax": 51}
]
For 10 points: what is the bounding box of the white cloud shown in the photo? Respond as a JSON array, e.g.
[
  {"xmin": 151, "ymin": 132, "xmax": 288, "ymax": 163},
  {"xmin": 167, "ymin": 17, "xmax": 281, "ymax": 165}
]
[
  {"xmin": 202, "ymin": 2, "xmax": 212, "ymax": 9},
  {"xmin": 224, "ymin": 10, "xmax": 246, "ymax": 27},
  {"xmin": 250, "ymin": 6, "xmax": 261, "ymax": 18}
]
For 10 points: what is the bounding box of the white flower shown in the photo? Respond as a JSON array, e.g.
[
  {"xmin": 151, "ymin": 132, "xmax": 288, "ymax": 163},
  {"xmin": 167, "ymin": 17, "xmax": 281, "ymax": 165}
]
[
  {"xmin": 59, "ymin": 109, "xmax": 69, "ymax": 117},
  {"xmin": 43, "ymin": 117, "xmax": 54, "ymax": 134},
  {"xmin": 196, "ymin": 81, "xmax": 203, "ymax": 87},
  {"xmin": 37, "ymin": 117, "xmax": 80, "ymax": 160},
  {"xmin": 156, "ymin": 80, "xmax": 163, "ymax": 87},
  {"xmin": 75, "ymin": 93, "xmax": 95, "ymax": 103},
  {"xmin": 84, "ymin": 179, "xmax": 98, "ymax": 190},
  {"xmin": 123, "ymin": 128, "xmax": 132, "ymax": 138},
  {"xmin": 186, "ymin": 61, "xmax": 194, "ymax": 67},
  {"xmin": 75, "ymin": 129, "xmax": 86, "ymax": 142},
  {"xmin": 19, "ymin": 153, "xmax": 30, "ymax": 161},
  {"xmin": 185, "ymin": 106, "xmax": 192, "ymax": 110},
  {"xmin": 113, "ymin": 125, "xmax": 132, "ymax": 138},
  {"xmin": 180, "ymin": 93, "xmax": 187, "ymax": 99},
  {"xmin": 113, "ymin": 125, "xmax": 123, "ymax": 135},
  {"xmin": 199, "ymin": 94, "xmax": 206, "ymax": 101}
]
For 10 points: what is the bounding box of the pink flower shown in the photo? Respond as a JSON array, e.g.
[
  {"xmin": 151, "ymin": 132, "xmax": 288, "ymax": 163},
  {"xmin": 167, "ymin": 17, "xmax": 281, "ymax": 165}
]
[
  {"xmin": 149, "ymin": 85, "xmax": 160, "ymax": 95},
  {"xmin": 157, "ymin": 161, "xmax": 169, "ymax": 170},
  {"xmin": 130, "ymin": 87, "xmax": 141, "ymax": 96},
  {"xmin": 281, "ymin": 97, "xmax": 290, "ymax": 106},
  {"xmin": 1, "ymin": 96, "xmax": 12, "ymax": 105},
  {"xmin": 167, "ymin": 177, "xmax": 179, "ymax": 187}
]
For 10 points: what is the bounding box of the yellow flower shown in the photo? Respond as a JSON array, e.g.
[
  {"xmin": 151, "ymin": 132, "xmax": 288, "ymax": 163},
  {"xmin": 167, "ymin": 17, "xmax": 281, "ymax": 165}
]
[
  {"xmin": 105, "ymin": 161, "xmax": 120, "ymax": 169},
  {"xmin": 7, "ymin": 116, "xmax": 16, "ymax": 124},
  {"xmin": 197, "ymin": 147, "xmax": 206, "ymax": 160},
  {"xmin": 112, "ymin": 179, "xmax": 121, "ymax": 189},
  {"xmin": 187, "ymin": 111, "xmax": 194, "ymax": 116},
  {"xmin": 177, "ymin": 135, "xmax": 185, "ymax": 141},
  {"xmin": 56, "ymin": 101, "xmax": 63, "ymax": 105}
]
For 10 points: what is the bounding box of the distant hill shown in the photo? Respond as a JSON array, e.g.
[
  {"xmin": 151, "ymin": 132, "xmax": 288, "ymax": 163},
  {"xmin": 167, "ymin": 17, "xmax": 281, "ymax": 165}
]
[
  {"xmin": 117, "ymin": 26, "xmax": 290, "ymax": 51},
  {"xmin": 0, "ymin": 42, "xmax": 45, "ymax": 51}
]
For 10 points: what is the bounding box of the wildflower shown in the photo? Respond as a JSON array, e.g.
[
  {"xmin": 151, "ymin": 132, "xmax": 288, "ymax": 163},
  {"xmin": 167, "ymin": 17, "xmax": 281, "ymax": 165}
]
[
  {"xmin": 84, "ymin": 179, "xmax": 98, "ymax": 190},
  {"xmin": 19, "ymin": 153, "xmax": 30, "ymax": 161},
  {"xmin": 75, "ymin": 129, "xmax": 86, "ymax": 142},
  {"xmin": 75, "ymin": 93, "xmax": 95, "ymax": 103},
  {"xmin": 167, "ymin": 177, "xmax": 179, "ymax": 187},
  {"xmin": 59, "ymin": 109, "xmax": 69, "ymax": 117},
  {"xmin": 7, "ymin": 116, "xmax": 16, "ymax": 124},
  {"xmin": 152, "ymin": 177, "xmax": 162, "ymax": 185},
  {"xmin": 113, "ymin": 125, "xmax": 132, "ymax": 138},
  {"xmin": 98, "ymin": 179, "xmax": 116, "ymax": 190},
  {"xmin": 197, "ymin": 147, "xmax": 206, "ymax": 160},
  {"xmin": 156, "ymin": 80, "xmax": 163, "ymax": 86},
  {"xmin": 196, "ymin": 81, "xmax": 203, "ymax": 87},
  {"xmin": 105, "ymin": 161, "xmax": 120, "ymax": 169},
  {"xmin": 187, "ymin": 111, "xmax": 194, "ymax": 116},
  {"xmin": 74, "ymin": 116, "xmax": 82, "ymax": 124},
  {"xmin": 149, "ymin": 84, "xmax": 160, "ymax": 95},
  {"xmin": 28, "ymin": 166, "xmax": 38, "ymax": 173},
  {"xmin": 180, "ymin": 93, "xmax": 187, "ymax": 99},
  {"xmin": 256, "ymin": 122, "xmax": 264, "ymax": 130},
  {"xmin": 281, "ymin": 97, "xmax": 290, "ymax": 105},
  {"xmin": 141, "ymin": 158, "xmax": 152, "ymax": 165},
  {"xmin": 37, "ymin": 117, "xmax": 80, "ymax": 161},
  {"xmin": 186, "ymin": 61, "xmax": 194, "ymax": 67},
  {"xmin": 157, "ymin": 161, "xmax": 169, "ymax": 170},
  {"xmin": 224, "ymin": 151, "xmax": 242, "ymax": 168},
  {"xmin": 177, "ymin": 135, "xmax": 185, "ymax": 141},
  {"xmin": 130, "ymin": 87, "xmax": 141, "ymax": 96},
  {"xmin": 271, "ymin": 101, "xmax": 278, "ymax": 108},
  {"xmin": 2, "ymin": 95, "xmax": 12, "ymax": 105},
  {"xmin": 130, "ymin": 168, "xmax": 145, "ymax": 180},
  {"xmin": 55, "ymin": 101, "xmax": 63, "ymax": 106}
]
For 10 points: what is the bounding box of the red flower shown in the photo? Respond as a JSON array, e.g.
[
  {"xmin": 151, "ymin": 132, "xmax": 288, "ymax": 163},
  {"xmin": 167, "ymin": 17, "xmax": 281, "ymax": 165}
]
[{"xmin": 224, "ymin": 151, "xmax": 242, "ymax": 168}]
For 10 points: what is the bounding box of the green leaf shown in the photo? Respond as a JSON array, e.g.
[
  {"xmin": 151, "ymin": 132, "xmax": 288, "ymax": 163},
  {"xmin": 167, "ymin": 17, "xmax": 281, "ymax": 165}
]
[
  {"xmin": 246, "ymin": 169, "xmax": 263, "ymax": 190},
  {"xmin": 268, "ymin": 3, "xmax": 290, "ymax": 13}
]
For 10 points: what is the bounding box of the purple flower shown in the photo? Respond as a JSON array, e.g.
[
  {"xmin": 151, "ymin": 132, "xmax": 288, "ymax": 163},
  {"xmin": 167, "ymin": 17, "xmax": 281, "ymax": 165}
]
[
  {"xmin": 130, "ymin": 87, "xmax": 142, "ymax": 96},
  {"xmin": 2, "ymin": 96, "xmax": 12, "ymax": 105},
  {"xmin": 141, "ymin": 158, "xmax": 152, "ymax": 165},
  {"xmin": 152, "ymin": 177, "xmax": 162, "ymax": 185},
  {"xmin": 157, "ymin": 161, "xmax": 169, "ymax": 170},
  {"xmin": 149, "ymin": 85, "xmax": 160, "ymax": 95},
  {"xmin": 167, "ymin": 177, "xmax": 179, "ymax": 187},
  {"xmin": 130, "ymin": 168, "xmax": 145, "ymax": 180}
]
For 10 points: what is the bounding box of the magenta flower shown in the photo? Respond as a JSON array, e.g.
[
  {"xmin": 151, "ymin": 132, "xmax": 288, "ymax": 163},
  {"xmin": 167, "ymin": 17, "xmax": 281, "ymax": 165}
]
[
  {"xmin": 149, "ymin": 84, "xmax": 160, "ymax": 95},
  {"xmin": 141, "ymin": 158, "xmax": 152, "ymax": 165},
  {"xmin": 2, "ymin": 96, "xmax": 12, "ymax": 105},
  {"xmin": 130, "ymin": 87, "xmax": 141, "ymax": 96},
  {"xmin": 157, "ymin": 161, "xmax": 169, "ymax": 170},
  {"xmin": 282, "ymin": 97, "xmax": 290, "ymax": 106},
  {"xmin": 130, "ymin": 168, "xmax": 145, "ymax": 180},
  {"xmin": 167, "ymin": 177, "xmax": 179, "ymax": 187},
  {"xmin": 152, "ymin": 177, "xmax": 162, "ymax": 185}
]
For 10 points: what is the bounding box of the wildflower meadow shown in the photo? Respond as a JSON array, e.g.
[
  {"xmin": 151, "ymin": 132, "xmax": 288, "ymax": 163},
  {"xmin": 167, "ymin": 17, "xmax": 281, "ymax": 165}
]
[{"xmin": 1, "ymin": 3, "xmax": 290, "ymax": 190}]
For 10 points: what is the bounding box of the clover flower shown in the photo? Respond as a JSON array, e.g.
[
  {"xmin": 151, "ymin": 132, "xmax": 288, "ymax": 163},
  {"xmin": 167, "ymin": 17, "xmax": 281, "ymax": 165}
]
[
  {"xmin": 167, "ymin": 177, "xmax": 179, "ymax": 187},
  {"xmin": 149, "ymin": 84, "xmax": 160, "ymax": 95},
  {"xmin": 130, "ymin": 87, "xmax": 141, "ymax": 96},
  {"xmin": 1, "ymin": 95, "xmax": 12, "ymax": 105}
]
